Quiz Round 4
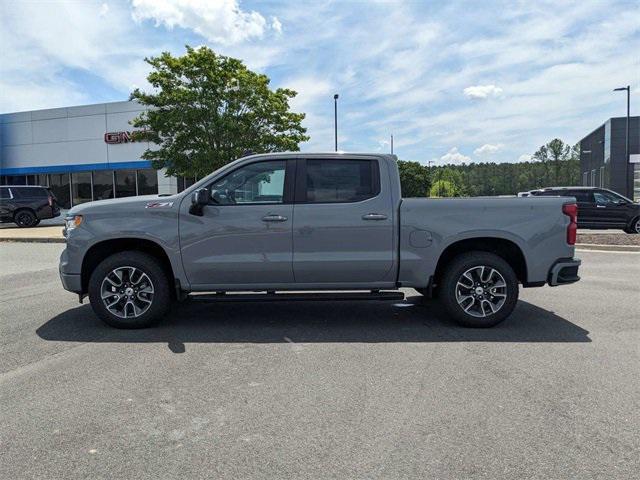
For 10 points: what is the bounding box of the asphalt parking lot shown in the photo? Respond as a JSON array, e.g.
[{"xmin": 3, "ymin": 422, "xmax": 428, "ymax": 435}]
[{"xmin": 1, "ymin": 243, "xmax": 638, "ymax": 479}]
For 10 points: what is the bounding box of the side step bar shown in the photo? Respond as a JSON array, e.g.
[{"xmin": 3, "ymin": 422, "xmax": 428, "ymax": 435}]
[{"xmin": 189, "ymin": 291, "xmax": 405, "ymax": 303}]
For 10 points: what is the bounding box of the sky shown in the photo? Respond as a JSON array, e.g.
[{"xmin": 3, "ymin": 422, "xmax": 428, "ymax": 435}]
[{"xmin": 1, "ymin": 0, "xmax": 639, "ymax": 165}]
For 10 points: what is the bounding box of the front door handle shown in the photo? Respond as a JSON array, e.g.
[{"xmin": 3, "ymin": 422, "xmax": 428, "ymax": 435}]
[
  {"xmin": 362, "ymin": 213, "xmax": 388, "ymax": 221},
  {"xmin": 262, "ymin": 214, "xmax": 288, "ymax": 222},
  {"xmin": 596, "ymin": 205, "xmax": 606, "ymax": 208}
]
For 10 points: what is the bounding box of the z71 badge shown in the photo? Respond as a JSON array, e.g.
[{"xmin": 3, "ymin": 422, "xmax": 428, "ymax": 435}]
[{"xmin": 145, "ymin": 201, "xmax": 174, "ymax": 209}]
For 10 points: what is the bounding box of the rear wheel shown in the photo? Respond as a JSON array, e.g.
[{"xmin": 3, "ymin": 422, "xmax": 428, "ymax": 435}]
[
  {"xmin": 88, "ymin": 251, "xmax": 171, "ymax": 329},
  {"xmin": 14, "ymin": 209, "xmax": 37, "ymax": 228},
  {"xmin": 439, "ymin": 252, "xmax": 519, "ymax": 328}
]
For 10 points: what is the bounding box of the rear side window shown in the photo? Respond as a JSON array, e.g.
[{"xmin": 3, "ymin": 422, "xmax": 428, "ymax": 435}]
[
  {"xmin": 0, "ymin": 187, "xmax": 11, "ymax": 199},
  {"xmin": 12, "ymin": 187, "xmax": 48, "ymax": 199},
  {"xmin": 564, "ymin": 190, "xmax": 593, "ymax": 202},
  {"xmin": 301, "ymin": 159, "xmax": 379, "ymax": 203}
]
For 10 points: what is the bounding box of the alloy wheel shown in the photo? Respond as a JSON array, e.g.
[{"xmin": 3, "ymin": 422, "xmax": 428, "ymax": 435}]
[
  {"xmin": 455, "ymin": 265, "xmax": 507, "ymax": 318},
  {"xmin": 16, "ymin": 212, "xmax": 34, "ymax": 227},
  {"xmin": 100, "ymin": 266, "xmax": 155, "ymax": 319}
]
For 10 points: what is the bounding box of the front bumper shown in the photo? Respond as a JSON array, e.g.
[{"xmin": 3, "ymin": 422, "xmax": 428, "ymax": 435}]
[
  {"xmin": 60, "ymin": 270, "xmax": 82, "ymax": 293},
  {"xmin": 548, "ymin": 258, "xmax": 581, "ymax": 286},
  {"xmin": 59, "ymin": 245, "xmax": 82, "ymax": 293}
]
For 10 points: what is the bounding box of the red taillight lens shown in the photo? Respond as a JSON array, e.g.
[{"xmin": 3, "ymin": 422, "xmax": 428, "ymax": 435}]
[{"xmin": 562, "ymin": 203, "xmax": 578, "ymax": 245}]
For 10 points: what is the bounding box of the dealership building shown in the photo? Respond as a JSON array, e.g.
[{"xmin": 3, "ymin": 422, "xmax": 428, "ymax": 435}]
[
  {"xmin": 579, "ymin": 115, "xmax": 640, "ymax": 201},
  {"xmin": 0, "ymin": 101, "xmax": 197, "ymax": 209}
]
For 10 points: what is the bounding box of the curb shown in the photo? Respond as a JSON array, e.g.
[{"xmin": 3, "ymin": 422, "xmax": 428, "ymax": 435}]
[
  {"xmin": 0, "ymin": 237, "xmax": 66, "ymax": 244},
  {"xmin": 575, "ymin": 243, "xmax": 640, "ymax": 252}
]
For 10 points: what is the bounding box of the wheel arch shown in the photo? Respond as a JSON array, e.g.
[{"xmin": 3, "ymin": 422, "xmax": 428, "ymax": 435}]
[
  {"xmin": 81, "ymin": 238, "xmax": 176, "ymax": 297},
  {"xmin": 13, "ymin": 207, "xmax": 37, "ymax": 223},
  {"xmin": 433, "ymin": 237, "xmax": 528, "ymax": 288}
]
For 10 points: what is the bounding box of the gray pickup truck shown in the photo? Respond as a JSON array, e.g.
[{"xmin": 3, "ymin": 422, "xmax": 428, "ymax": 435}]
[{"xmin": 60, "ymin": 153, "xmax": 581, "ymax": 329}]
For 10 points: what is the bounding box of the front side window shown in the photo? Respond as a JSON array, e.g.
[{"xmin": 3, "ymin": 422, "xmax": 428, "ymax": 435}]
[
  {"xmin": 0, "ymin": 187, "xmax": 11, "ymax": 199},
  {"xmin": 594, "ymin": 190, "xmax": 626, "ymax": 205},
  {"xmin": 304, "ymin": 159, "xmax": 378, "ymax": 203},
  {"xmin": 209, "ymin": 160, "xmax": 286, "ymax": 205}
]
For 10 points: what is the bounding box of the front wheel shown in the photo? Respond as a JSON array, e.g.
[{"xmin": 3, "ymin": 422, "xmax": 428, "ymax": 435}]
[
  {"xmin": 14, "ymin": 209, "xmax": 37, "ymax": 228},
  {"xmin": 439, "ymin": 252, "xmax": 519, "ymax": 328},
  {"xmin": 88, "ymin": 251, "xmax": 171, "ymax": 329},
  {"xmin": 625, "ymin": 217, "xmax": 640, "ymax": 234}
]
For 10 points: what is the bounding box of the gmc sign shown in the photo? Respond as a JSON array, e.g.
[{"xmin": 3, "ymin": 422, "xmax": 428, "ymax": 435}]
[{"xmin": 104, "ymin": 130, "xmax": 148, "ymax": 144}]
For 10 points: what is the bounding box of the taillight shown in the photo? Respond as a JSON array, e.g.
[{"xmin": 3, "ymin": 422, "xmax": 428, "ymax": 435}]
[
  {"xmin": 562, "ymin": 203, "xmax": 578, "ymax": 245},
  {"xmin": 48, "ymin": 196, "xmax": 53, "ymax": 207}
]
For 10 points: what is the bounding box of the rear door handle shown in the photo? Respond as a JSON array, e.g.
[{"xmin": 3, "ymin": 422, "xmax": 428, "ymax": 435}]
[
  {"xmin": 596, "ymin": 205, "xmax": 606, "ymax": 208},
  {"xmin": 262, "ymin": 214, "xmax": 288, "ymax": 222},
  {"xmin": 362, "ymin": 213, "xmax": 388, "ymax": 221}
]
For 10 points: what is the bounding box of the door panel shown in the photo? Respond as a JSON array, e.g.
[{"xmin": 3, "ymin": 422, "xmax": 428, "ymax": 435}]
[
  {"xmin": 180, "ymin": 204, "xmax": 294, "ymax": 285},
  {"xmin": 179, "ymin": 159, "xmax": 294, "ymax": 286},
  {"xmin": 570, "ymin": 191, "xmax": 597, "ymax": 226},
  {"xmin": 592, "ymin": 191, "xmax": 628, "ymax": 225},
  {"xmin": 292, "ymin": 158, "xmax": 395, "ymax": 283}
]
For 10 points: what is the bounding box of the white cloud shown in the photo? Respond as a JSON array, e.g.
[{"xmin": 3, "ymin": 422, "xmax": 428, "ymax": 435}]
[
  {"xmin": 463, "ymin": 84, "xmax": 503, "ymax": 100},
  {"xmin": 474, "ymin": 143, "xmax": 504, "ymax": 155},
  {"xmin": 271, "ymin": 16, "xmax": 282, "ymax": 34},
  {"xmin": 439, "ymin": 147, "xmax": 471, "ymax": 165},
  {"xmin": 518, "ymin": 154, "xmax": 533, "ymax": 162},
  {"xmin": 131, "ymin": 0, "xmax": 276, "ymax": 45}
]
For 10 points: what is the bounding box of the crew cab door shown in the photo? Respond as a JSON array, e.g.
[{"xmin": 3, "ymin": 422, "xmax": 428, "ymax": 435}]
[
  {"xmin": 291, "ymin": 157, "xmax": 395, "ymax": 284},
  {"xmin": 566, "ymin": 190, "xmax": 596, "ymax": 227},
  {"xmin": 591, "ymin": 190, "xmax": 630, "ymax": 226},
  {"xmin": 179, "ymin": 159, "xmax": 295, "ymax": 287}
]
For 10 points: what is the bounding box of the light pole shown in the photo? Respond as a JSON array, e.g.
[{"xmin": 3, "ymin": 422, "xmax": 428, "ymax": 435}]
[
  {"xmin": 333, "ymin": 94, "xmax": 339, "ymax": 152},
  {"xmin": 614, "ymin": 86, "xmax": 630, "ymax": 195},
  {"xmin": 390, "ymin": 134, "xmax": 394, "ymax": 155},
  {"xmin": 581, "ymin": 150, "xmax": 592, "ymax": 186}
]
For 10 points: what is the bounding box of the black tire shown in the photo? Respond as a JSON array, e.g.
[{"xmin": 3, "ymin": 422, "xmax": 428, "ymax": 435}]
[
  {"xmin": 439, "ymin": 251, "xmax": 519, "ymax": 328},
  {"xmin": 33, "ymin": 219, "xmax": 41, "ymax": 226},
  {"xmin": 14, "ymin": 209, "xmax": 37, "ymax": 228},
  {"xmin": 625, "ymin": 217, "xmax": 640, "ymax": 234},
  {"xmin": 88, "ymin": 251, "xmax": 171, "ymax": 329}
]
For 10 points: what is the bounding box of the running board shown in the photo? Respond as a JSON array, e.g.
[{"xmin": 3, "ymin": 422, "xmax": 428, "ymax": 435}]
[{"xmin": 189, "ymin": 291, "xmax": 405, "ymax": 303}]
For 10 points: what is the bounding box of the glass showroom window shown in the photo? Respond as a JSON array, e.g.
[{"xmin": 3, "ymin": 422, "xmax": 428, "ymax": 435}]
[
  {"xmin": 36, "ymin": 174, "xmax": 49, "ymax": 187},
  {"xmin": 137, "ymin": 169, "xmax": 158, "ymax": 195},
  {"xmin": 93, "ymin": 170, "xmax": 114, "ymax": 200},
  {"xmin": 71, "ymin": 172, "xmax": 93, "ymax": 205},
  {"xmin": 49, "ymin": 173, "xmax": 71, "ymax": 209},
  {"xmin": 115, "ymin": 169, "xmax": 137, "ymax": 198}
]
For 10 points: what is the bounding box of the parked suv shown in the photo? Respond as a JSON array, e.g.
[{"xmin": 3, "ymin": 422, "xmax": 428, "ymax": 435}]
[
  {"xmin": 520, "ymin": 187, "xmax": 640, "ymax": 233},
  {"xmin": 0, "ymin": 185, "xmax": 60, "ymax": 227}
]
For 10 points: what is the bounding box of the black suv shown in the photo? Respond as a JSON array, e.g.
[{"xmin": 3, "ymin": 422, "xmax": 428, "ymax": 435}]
[
  {"xmin": 0, "ymin": 185, "xmax": 60, "ymax": 228},
  {"xmin": 521, "ymin": 187, "xmax": 640, "ymax": 234}
]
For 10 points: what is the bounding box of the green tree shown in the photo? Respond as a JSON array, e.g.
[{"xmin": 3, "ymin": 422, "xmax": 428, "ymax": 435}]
[
  {"xmin": 533, "ymin": 138, "xmax": 571, "ymax": 185},
  {"xmin": 130, "ymin": 46, "xmax": 309, "ymax": 178},
  {"xmin": 397, "ymin": 160, "xmax": 431, "ymax": 197},
  {"xmin": 429, "ymin": 179, "xmax": 457, "ymax": 197}
]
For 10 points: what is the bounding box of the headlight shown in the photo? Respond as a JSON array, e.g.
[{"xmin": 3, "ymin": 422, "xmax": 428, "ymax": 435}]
[{"xmin": 65, "ymin": 215, "xmax": 83, "ymax": 231}]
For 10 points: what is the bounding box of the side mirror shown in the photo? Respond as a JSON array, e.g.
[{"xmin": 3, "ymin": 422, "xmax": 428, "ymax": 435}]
[{"xmin": 189, "ymin": 188, "xmax": 209, "ymax": 216}]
